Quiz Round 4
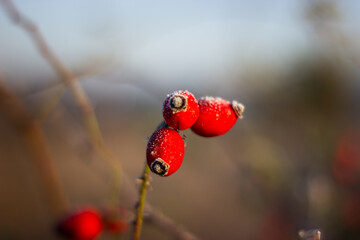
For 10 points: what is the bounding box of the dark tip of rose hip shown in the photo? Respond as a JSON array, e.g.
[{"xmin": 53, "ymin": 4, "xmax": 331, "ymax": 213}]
[
  {"xmin": 150, "ymin": 159, "xmax": 169, "ymax": 176},
  {"xmin": 169, "ymin": 94, "xmax": 187, "ymax": 112},
  {"xmin": 232, "ymin": 100, "xmax": 245, "ymax": 119}
]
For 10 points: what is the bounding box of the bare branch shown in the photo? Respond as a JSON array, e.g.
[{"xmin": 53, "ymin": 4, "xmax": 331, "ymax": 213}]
[
  {"xmin": 132, "ymin": 164, "xmax": 151, "ymax": 240},
  {"xmin": 0, "ymin": 75, "xmax": 68, "ymax": 216},
  {"xmin": 1, "ymin": 0, "xmax": 122, "ymax": 205},
  {"xmin": 1, "ymin": 1, "xmax": 201, "ymax": 239},
  {"xmin": 145, "ymin": 206, "xmax": 200, "ymax": 240}
]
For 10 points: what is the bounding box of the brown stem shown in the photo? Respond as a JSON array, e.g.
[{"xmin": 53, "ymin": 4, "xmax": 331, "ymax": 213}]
[
  {"xmin": 145, "ymin": 207, "xmax": 200, "ymax": 240},
  {"xmin": 1, "ymin": 1, "xmax": 201, "ymax": 238},
  {"xmin": 132, "ymin": 120, "xmax": 200, "ymax": 240},
  {"xmin": 132, "ymin": 164, "xmax": 151, "ymax": 240},
  {"xmin": 121, "ymin": 173, "xmax": 201, "ymax": 240},
  {"xmin": 1, "ymin": 0, "xmax": 122, "ymax": 206},
  {"xmin": 0, "ymin": 76, "xmax": 68, "ymax": 216}
]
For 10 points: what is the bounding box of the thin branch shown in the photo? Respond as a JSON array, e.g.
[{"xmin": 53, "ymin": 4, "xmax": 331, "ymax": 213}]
[
  {"xmin": 129, "ymin": 163, "xmax": 200, "ymax": 240},
  {"xmin": 36, "ymin": 84, "xmax": 66, "ymax": 120},
  {"xmin": 0, "ymin": 75, "xmax": 68, "ymax": 216},
  {"xmin": 1, "ymin": 1, "xmax": 201, "ymax": 239},
  {"xmin": 132, "ymin": 164, "xmax": 151, "ymax": 240},
  {"xmin": 1, "ymin": 0, "xmax": 122, "ymax": 205},
  {"xmin": 122, "ymin": 170, "xmax": 202, "ymax": 240},
  {"xmin": 132, "ymin": 121, "xmax": 200, "ymax": 240},
  {"xmin": 145, "ymin": 207, "xmax": 199, "ymax": 240}
]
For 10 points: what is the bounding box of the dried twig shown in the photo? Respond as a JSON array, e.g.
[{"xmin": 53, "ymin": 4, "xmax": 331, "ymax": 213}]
[
  {"xmin": 132, "ymin": 164, "xmax": 151, "ymax": 240},
  {"xmin": 1, "ymin": 1, "xmax": 200, "ymax": 239},
  {"xmin": 0, "ymin": 75, "xmax": 68, "ymax": 216},
  {"xmin": 132, "ymin": 121, "xmax": 200, "ymax": 240},
  {"xmin": 1, "ymin": 0, "xmax": 122, "ymax": 205},
  {"xmin": 145, "ymin": 206, "xmax": 199, "ymax": 240}
]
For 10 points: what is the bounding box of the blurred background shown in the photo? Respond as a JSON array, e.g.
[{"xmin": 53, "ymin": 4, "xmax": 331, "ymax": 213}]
[{"xmin": 1, "ymin": 0, "xmax": 360, "ymax": 239}]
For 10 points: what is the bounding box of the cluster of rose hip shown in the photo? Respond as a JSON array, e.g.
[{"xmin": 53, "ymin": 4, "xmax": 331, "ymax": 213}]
[
  {"xmin": 56, "ymin": 207, "xmax": 128, "ymax": 240},
  {"xmin": 146, "ymin": 90, "xmax": 245, "ymax": 177}
]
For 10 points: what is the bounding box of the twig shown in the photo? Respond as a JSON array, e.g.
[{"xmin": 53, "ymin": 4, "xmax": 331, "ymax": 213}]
[
  {"xmin": 1, "ymin": 1, "xmax": 201, "ymax": 239},
  {"xmin": 132, "ymin": 164, "xmax": 151, "ymax": 240},
  {"xmin": 131, "ymin": 163, "xmax": 199, "ymax": 240},
  {"xmin": 36, "ymin": 84, "xmax": 66, "ymax": 120},
  {"xmin": 0, "ymin": 0, "xmax": 122, "ymax": 206},
  {"xmin": 132, "ymin": 121, "xmax": 200, "ymax": 240},
  {"xmin": 25, "ymin": 58, "xmax": 114, "ymax": 120},
  {"xmin": 145, "ymin": 207, "xmax": 199, "ymax": 240},
  {"xmin": 0, "ymin": 75, "xmax": 68, "ymax": 216}
]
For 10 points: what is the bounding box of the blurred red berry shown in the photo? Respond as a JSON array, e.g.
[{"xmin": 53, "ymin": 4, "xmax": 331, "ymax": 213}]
[
  {"xmin": 101, "ymin": 207, "xmax": 128, "ymax": 234},
  {"xmin": 191, "ymin": 97, "xmax": 244, "ymax": 137},
  {"xmin": 162, "ymin": 90, "xmax": 199, "ymax": 130},
  {"xmin": 104, "ymin": 219, "xmax": 128, "ymax": 233},
  {"xmin": 258, "ymin": 210, "xmax": 293, "ymax": 240},
  {"xmin": 342, "ymin": 192, "xmax": 360, "ymax": 229},
  {"xmin": 332, "ymin": 129, "xmax": 360, "ymax": 185},
  {"xmin": 57, "ymin": 208, "xmax": 102, "ymax": 240},
  {"xmin": 146, "ymin": 127, "xmax": 184, "ymax": 176}
]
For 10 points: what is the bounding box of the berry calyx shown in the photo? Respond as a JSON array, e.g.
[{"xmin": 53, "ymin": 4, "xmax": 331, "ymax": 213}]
[
  {"xmin": 57, "ymin": 208, "xmax": 102, "ymax": 240},
  {"xmin": 146, "ymin": 127, "xmax": 185, "ymax": 176},
  {"xmin": 151, "ymin": 158, "xmax": 170, "ymax": 175},
  {"xmin": 232, "ymin": 100, "xmax": 245, "ymax": 119},
  {"xmin": 191, "ymin": 97, "xmax": 245, "ymax": 137},
  {"xmin": 162, "ymin": 90, "xmax": 199, "ymax": 130},
  {"xmin": 169, "ymin": 94, "xmax": 187, "ymax": 111}
]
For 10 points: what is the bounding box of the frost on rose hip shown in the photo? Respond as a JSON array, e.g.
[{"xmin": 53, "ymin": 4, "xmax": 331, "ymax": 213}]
[
  {"xmin": 57, "ymin": 208, "xmax": 102, "ymax": 240},
  {"xmin": 146, "ymin": 127, "xmax": 184, "ymax": 177},
  {"xmin": 162, "ymin": 90, "xmax": 199, "ymax": 130},
  {"xmin": 191, "ymin": 96, "xmax": 245, "ymax": 137}
]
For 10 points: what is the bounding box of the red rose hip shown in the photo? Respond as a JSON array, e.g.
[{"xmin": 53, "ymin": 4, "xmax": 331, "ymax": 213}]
[
  {"xmin": 57, "ymin": 208, "xmax": 102, "ymax": 240},
  {"xmin": 162, "ymin": 90, "xmax": 199, "ymax": 130},
  {"xmin": 191, "ymin": 97, "xmax": 244, "ymax": 137},
  {"xmin": 146, "ymin": 127, "xmax": 185, "ymax": 176},
  {"xmin": 342, "ymin": 192, "xmax": 360, "ymax": 229},
  {"xmin": 102, "ymin": 209, "xmax": 128, "ymax": 234}
]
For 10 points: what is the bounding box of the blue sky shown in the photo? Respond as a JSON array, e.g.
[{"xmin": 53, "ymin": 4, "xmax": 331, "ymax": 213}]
[{"xmin": 0, "ymin": 0, "xmax": 359, "ymax": 90}]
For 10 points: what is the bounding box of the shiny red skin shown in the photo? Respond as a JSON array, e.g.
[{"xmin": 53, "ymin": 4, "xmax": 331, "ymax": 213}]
[
  {"xmin": 162, "ymin": 90, "xmax": 199, "ymax": 130},
  {"xmin": 191, "ymin": 97, "xmax": 238, "ymax": 137},
  {"xmin": 57, "ymin": 208, "xmax": 102, "ymax": 240},
  {"xmin": 146, "ymin": 127, "xmax": 184, "ymax": 176}
]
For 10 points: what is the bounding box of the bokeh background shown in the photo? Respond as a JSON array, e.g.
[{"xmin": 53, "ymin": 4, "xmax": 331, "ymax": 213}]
[{"xmin": 1, "ymin": 0, "xmax": 360, "ymax": 239}]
